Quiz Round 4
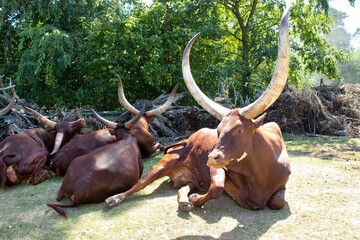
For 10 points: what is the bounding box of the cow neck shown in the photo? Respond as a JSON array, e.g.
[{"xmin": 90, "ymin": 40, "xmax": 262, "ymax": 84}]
[
  {"xmin": 25, "ymin": 128, "xmax": 55, "ymax": 151},
  {"xmin": 114, "ymin": 129, "xmax": 132, "ymax": 143},
  {"xmin": 238, "ymin": 127, "xmax": 268, "ymax": 175}
]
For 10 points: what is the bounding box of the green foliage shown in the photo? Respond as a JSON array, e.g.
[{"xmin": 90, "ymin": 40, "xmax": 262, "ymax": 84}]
[
  {"xmin": 339, "ymin": 49, "xmax": 360, "ymax": 83},
  {"xmin": 0, "ymin": 0, "xmax": 357, "ymax": 109},
  {"xmin": 289, "ymin": 0, "xmax": 347, "ymax": 86}
]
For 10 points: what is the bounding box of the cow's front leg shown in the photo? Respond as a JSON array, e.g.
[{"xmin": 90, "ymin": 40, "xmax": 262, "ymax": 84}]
[
  {"xmin": 189, "ymin": 167, "xmax": 225, "ymax": 208},
  {"xmin": 31, "ymin": 155, "xmax": 52, "ymax": 184},
  {"xmin": 32, "ymin": 169, "xmax": 52, "ymax": 184},
  {"xmin": 106, "ymin": 153, "xmax": 176, "ymax": 208},
  {"xmin": 267, "ymin": 187, "xmax": 286, "ymax": 210},
  {"xmin": 177, "ymin": 183, "xmax": 196, "ymax": 212}
]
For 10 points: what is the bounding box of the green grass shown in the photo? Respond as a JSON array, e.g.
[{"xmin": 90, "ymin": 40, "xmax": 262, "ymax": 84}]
[{"xmin": 0, "ymin": 135, "xmax": 359, "ymax": 239}]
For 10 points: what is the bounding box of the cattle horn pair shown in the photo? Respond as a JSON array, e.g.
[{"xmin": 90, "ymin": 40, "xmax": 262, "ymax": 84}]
[
  {"xmin": 182, "ymin": 6, "xmax": 290, "ymax": 120},
  {"xmin": 0, "ymin": 88, "xmax": 16, "ymax": 116},
  {"xmin": 116, "ymin": 74, "xmax": 179, "ymax": 117},
  {"xmin": 24, "ymin": 107, "xmax": 83, "ymax": 155},
  {"xmin": 92, "ymin": 105, "xmax": 145, "ymax": 130}
]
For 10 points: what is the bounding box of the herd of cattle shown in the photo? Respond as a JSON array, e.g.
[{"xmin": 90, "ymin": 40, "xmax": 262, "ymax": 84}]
[{"xmin": 0, "ymin": 8, "xmax": 291, "ymax": 219}]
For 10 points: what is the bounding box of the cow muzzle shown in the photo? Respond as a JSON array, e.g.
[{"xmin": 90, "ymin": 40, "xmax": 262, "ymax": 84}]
[{"xmin": 207, "ymin": 149, "xmax": 227, "ymax": 168}]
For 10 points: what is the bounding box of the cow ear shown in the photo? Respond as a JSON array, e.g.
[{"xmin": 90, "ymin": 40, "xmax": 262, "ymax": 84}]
[
  {"xmin": 145, "ymin": 115, "xmax": 156, "ymax": 123},
  {"xmin": 253, "ymin": 113, "xmax": 267, "ymax": 128}
]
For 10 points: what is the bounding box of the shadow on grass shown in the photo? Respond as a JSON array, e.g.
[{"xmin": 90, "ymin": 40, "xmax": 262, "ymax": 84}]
[
  {"xmin": 174, "ymin": 196, "xmax": 291, "ymax": 239},
  {"xmin": 284, "ymin": 134, "xmax": 359, "ymax": 161},
  {"xmin": 51, "ymin": 149, "xmax": 291, "ymax": 239},
  {"xmin": 105, "ymin": 180, "xmax": 291, "ymax": 239},
  {"xmin": 2, "ymin": 150, "xmax": 293, "ymax": 239}
]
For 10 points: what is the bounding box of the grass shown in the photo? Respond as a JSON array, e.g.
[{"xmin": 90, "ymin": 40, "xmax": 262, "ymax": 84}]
[{"xmin": 0, "ymin": 134, "xmax": 359, "ymax": 239}]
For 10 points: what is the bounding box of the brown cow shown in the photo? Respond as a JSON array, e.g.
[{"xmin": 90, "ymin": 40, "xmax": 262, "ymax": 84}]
[
  {"xmin": 48, "ymin": 128, "xmax": 116, "ymax": 175},
  {"xmin": 105, "ymin": 7, "xmax": 291, "ymax": 212},
  {"xmin": 0, "ymin": 107, "xmax": 85, "ymax": 187},
  {"xmin": 116, "ymin": 74, "xmax": 179, "ymax": 158},
  {"xmin": 47, "ymin": 107, "xmax": 146, "ymax": 218},
  {"xmin": 48, "ymin": 76, "xmax": 178, "ymax": 175}
]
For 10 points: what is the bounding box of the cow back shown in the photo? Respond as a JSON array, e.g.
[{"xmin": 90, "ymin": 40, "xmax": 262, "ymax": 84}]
[
  {"xmin": 58, "ymin": 135, "xmax": 142, "ymax": 204},
  {"xmin": 49, "ymin": 129, "xmax": 116, "ymax": 175}
]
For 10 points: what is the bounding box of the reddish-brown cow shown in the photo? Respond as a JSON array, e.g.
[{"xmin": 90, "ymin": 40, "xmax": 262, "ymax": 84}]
[
  {"xmin": 48, "ymin": 128, "xmax": 116, "ymax": 175},
  {"xmin": 47, "ymin": 107, "xmax": 146, "ymax": 218},
  {"xmin": 0, "ymin": 107, "xmax": 85, "ymax": 187},
  {"xmin": 48, "ymin": 76, "xmax": 178, "ymax": 175},
  {"xmin": 116, "ymin": 74, "xmax": 179, "ymax": 157},
  {"xmin": 105, "ymin": 7, "xmax": 291, "ymax": 212}
]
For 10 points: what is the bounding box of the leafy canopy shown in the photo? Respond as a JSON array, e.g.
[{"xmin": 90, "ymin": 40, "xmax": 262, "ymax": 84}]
[{"xmin": 0, "ymin": 0, "xmax": 357, "ymax": 109}]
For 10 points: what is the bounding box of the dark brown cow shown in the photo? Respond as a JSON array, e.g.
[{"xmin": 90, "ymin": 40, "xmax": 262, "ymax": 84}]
[
  {"xmin": 0, "ymin": 107, "xmax": 85, "ymax": 187},
  {"xmin": 105, "ymin": 7, "xmax": 291, "ymax": 212},
  {"xmin": 48, "ymin": 128, "xmax": 116, "ymax": 175},
  {"xmin": 48, "ymin": 76, "xmax": 178, "ymax": 175},
  {"xmin": 47, "ymin": 107, "xmax": 146, "ymax": 218}
]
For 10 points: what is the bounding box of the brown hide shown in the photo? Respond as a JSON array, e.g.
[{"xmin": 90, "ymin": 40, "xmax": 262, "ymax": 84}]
[
  {"xmin": 0, "ymin": 118, "xmax": 85, "ymax": 187},
  {"xmin": 106, "ymin": 115, "xmax": 290, "ymax": 212},
  {"xmin": 130, "ymin": 116, "xmax": 163, "ymax": 158},
  {"xmin": 105, "ymin": 128, "xmax": 217, "ymax": 209},
  {"xmin": 49, "ymin": 129, "xmax": 116, "ymax": 175},
  {"xmin": 53, "ymin": 135, "xmax": 142, "ymax": 205},
  {"xmin": 207, "ymin": 112, "xmax": 291, "ymax": 210},
  {"xmin": 47, "ymin": 110, "xmax": 144, "ymax": 219},
  {"xmin": 49, "ymin": 115, "xmax": 159, "ymax": 176}
]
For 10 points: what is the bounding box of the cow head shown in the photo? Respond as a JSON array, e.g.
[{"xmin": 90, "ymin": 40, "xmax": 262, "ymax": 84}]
[
  {"xmin": 182, "ymin": 8, "xmax": 290, "ymax": 168},
  {"xmin": 116, "ymin": 74, "xmax": 179, "ymax": 123},
  {"xmin": 25, "ymin": 107, "xmax": 85, "ymax": 154},
  {"xmin": 208, "ymin": 111, "xmax": 267, "ymax": 168},
  {"xmin": 92, "ymin": 106, "xmax": 145, "ymax": 140}
]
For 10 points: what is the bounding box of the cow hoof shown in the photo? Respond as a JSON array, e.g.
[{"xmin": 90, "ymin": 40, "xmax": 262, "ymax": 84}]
[
  {"xmin": 178, "ymin": 200, "xmax": 194, "ymax": 212},
  {"xmin": 105, "ymin": 194, "xmax": 125, "ymax": 208}
]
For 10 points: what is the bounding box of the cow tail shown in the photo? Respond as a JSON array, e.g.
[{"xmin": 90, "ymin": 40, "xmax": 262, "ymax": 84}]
[{"xmin": 47, "ymin": 202, "xmax": 73, "ymax": 219}]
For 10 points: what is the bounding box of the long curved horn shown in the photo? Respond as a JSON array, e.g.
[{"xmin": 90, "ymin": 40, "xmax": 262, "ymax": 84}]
[
  {"xmin": 50, "ymin": 132, "xmax": 64, "ymax": 155},
  {"xmin": 182, "ymin": 33, "xmax": 230, "ymax": 121},
  {"xmin": 239, "ymin": 6, "xmax": 290, "ymax": 119},
  {"xmin": 0, "ymin": 88, "xmax": 16, "ymax": 116},
  {"xmin": 92, "ymin": 106, "xmax": 145, "ymax": 130},
  {"xmin": 0, "ymin": 85, "xmax": 16, "ymax": 91},
  {"xmin": 116, "ymin": 74, "xmax": 139, "ymax": 116},
  {"xmin": 145, "ymin": 84, "xmax": 179, "ymax": 117},
  {"xmin": 92, "ymin": 109, "xmax": 118, "ymax": 129},
  {"xmin": 124, "ymin": 105, "xmax": 145, "ymax": 129},
  {"xmin": 116, "ymin": 74, "xmax": 179, "ymax": 117},
  {"xmin": 25, "ymin": 107, "xmax": 57, "ymax": 130},
  {"xmin": 182, "ymin": 6, "xmax": 290, "ymax": 120}
]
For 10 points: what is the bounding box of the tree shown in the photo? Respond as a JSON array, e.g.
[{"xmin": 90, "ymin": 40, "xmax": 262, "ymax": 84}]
[
  {"xmin": 0, "ymin": 0, "xmax": 357, "ymax": 109},
  {"xmin": 322, "ymin": 7, "xmax": 360, "ymax": 83},
  {"xmin": 0, "ymin": 0, "xmax": 97, "ymax": 106}
]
